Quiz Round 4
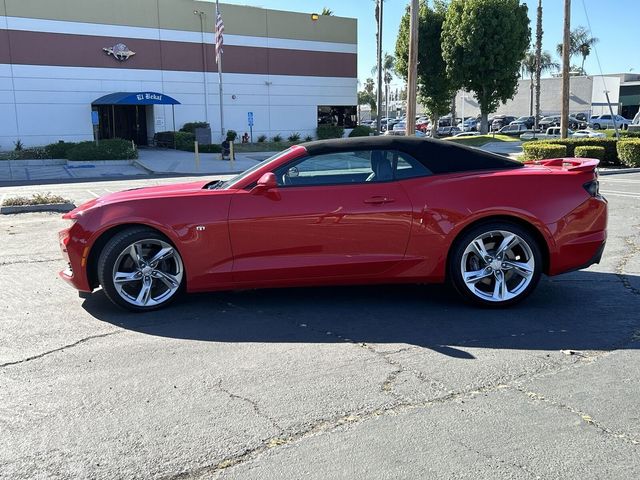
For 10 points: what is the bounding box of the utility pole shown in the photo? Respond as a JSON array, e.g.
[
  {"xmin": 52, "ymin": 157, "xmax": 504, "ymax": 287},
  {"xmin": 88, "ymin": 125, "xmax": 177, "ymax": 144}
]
[
  {"xmin": 375, "ymin": 0, "xmax": 384, "ymax": 134},
  {"xmin": 405, "ymin": 0, "xmax": 418, "ymax": 136},
  {"xmin": 534, "ymin": 0, "xmax": 543, "ymax": 133},
  {"xmin": 560, "ymin": 0, "xmax": 571, "ymax": 139}
]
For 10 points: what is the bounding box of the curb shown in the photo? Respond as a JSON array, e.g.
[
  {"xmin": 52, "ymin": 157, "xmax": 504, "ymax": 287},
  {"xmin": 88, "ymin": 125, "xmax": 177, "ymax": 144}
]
[
  {"xmin": 1, "ymin": 202, "xmax": 76, "ymax": 214},
  {"xmin": 133, "ymin": 159, "xmax": 156, "ymax": 174},
  {"xmin": 599, "ymin": 167, "xmax": 640, "ymax": 176}
]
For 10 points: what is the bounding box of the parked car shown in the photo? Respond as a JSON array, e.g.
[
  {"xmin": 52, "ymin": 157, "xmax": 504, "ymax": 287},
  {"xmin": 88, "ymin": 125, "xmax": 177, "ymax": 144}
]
[
  {"xmin": 436, "ymin": 126, "xmax": 462, "ymax": 137},
  {"xmin": 510, "ymin": 116, "xmax": 536, "ymax": 129},
  {"xmin": 630, "ymin": 111, "xmax": 640, "ymax": 133},
  {"xmin": 416, "ymin": 118, "xmax": 430, "ymax": 133},
  {"xmin": 589, "ymin": 114, "xmax": 630, "ymax": 130},
  {"xmin": 393, "ymin": 121, "xmax": 407, "ymax": 131},
  {"xmin": 59, "ymin": 136, "xmax": 607, "ymax": 310},
  {"xmin": 539, "ymin": 115, "xmax": 586, "ymax": 131},
  {"xmin": 491, "ymin": 115, "xmax": 517, "ymax": 132},
  {"xmin": 520, "ymin": 127, "xmax": 575, "ymax": 140},
  {"xmin": 572, "ymin": 129, "xmax": 606, "ymax": 138},
  {"xmin": 452, "ymin": 131, "xmax": 481, "ymax": 137},
  {"xmin": 458, "ymin": 118, "xmax": 479, "ymax": 132},
  {"xmin": 498, "ymin": 124, "xmax": 531, "ymax": 136}
]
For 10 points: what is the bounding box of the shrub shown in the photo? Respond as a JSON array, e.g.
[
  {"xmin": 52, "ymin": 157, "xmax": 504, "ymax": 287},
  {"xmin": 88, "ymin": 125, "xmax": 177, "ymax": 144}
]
[
  {"xmin": 180, "ymin": 122, "xmax": 210, "ymax": 134},
  {"xmin": 288, "ymin": 132, "xmax": 301, "ymax": 142},
  {"xmin": 14, "ymin": 139, "xmax": 24, "ymax": 151},
  {"xmin": 257, "ymin": 135, "xmax": 267, "ymax": 143},
  {"xmin": 317, "ymin": 125, "xmax": 344, "ymax": 139},
  {"xmin": 522, "ymin": 143, "xmax": 567, "ymax": 161},
  {"xmin": 3, "ymin": 192, "xmax": 70, "ymax": 206},
  {"xmin": 531, "ymin": 138, "xmax": 619, "ymax": 165},
  {"xmin": 67, "ymin": 139, "xmax": 138, "ymax": 161},
  {"xmin": 617, "ymin": 140, "xmax": 640, "ymax": 167},
  {"xmin": 45, "ymin": 141, "xmax": 77, "ymax": 159},
  {"xmin": 7, "ymin": 147, "xmax": 49, "ymax": 160},
  {"xmin": 226, "ymin": 130, "xmax": 238, "ymax": 142},
  {"xmin": 574, "ymin": 146, "xmax": 605, "ymax": 161},
  {"xmin": 304, "ymin": 135, "xmax": 314, "ymax": 142},
  {"xmin": 174, "ymin": 131, "xmax": 195, "ymax": 150},
  {"xmin": 349, "ymin": 125, "xmax": 374, "ymax": 137},
  {"xmin": 272, "ymin": 134, "xmax": 283, "ymax": 142}
]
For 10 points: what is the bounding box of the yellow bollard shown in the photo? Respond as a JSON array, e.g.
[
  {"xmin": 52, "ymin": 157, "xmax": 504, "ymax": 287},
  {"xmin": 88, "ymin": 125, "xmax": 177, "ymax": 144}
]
[{"xmin": 194, "ymin": 141, "xmax": 200, "ymax": 171}]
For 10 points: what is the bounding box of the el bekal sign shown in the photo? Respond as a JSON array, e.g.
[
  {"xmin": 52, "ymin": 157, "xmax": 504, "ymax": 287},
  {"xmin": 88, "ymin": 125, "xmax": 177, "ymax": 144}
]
[{"xmin": 136, "ymin": 93, "xmax": 163, "ymax": 102}]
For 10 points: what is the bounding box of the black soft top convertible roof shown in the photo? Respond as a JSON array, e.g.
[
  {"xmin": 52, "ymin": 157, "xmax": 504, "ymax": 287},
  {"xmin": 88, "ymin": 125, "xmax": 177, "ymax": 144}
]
[{"xmin": 301, "ymin": 136, "xmax": 522, "ymax": 174}]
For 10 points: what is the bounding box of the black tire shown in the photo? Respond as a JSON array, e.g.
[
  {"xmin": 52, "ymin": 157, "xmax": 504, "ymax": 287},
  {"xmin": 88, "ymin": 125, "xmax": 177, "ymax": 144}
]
[
  {"xmin": 97, "ymin": 227, "xmax": 185, "ymax": 312},
  {"xmin": 593, "ymin": 123, "xmax": 601, "ymax": 130},
  {"xmin": 448, "ymin": 221, "xmax": 543, "ymax": 307}
]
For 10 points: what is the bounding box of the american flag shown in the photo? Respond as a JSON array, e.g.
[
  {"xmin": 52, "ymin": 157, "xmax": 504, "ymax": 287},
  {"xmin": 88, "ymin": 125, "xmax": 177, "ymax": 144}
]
[{"xmin": 215, "ymin": 6, "xmax": 224, "ymax": 62}]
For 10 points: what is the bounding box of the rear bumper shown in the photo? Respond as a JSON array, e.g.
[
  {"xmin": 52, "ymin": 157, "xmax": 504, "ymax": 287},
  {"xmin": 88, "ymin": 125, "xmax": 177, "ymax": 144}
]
[{"xmin": 547, "ymin": 196, "xmax": 608, "ymax": 276}]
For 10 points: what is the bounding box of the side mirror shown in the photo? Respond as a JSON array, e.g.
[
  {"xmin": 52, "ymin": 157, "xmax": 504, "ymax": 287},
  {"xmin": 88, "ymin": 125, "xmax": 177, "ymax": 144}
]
[{"xmin": 251, "ymin": 172, "xmax": 277, "ymax": 194}]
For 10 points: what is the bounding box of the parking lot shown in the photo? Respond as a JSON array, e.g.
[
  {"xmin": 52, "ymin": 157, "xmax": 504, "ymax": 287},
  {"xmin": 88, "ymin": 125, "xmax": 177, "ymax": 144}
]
[{"xmin": 1, "ymin": 173, "xmax": 639, "ymax": 479}]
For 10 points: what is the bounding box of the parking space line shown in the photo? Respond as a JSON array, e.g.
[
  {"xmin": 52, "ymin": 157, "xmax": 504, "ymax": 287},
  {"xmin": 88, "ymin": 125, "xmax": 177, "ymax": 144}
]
[
  {"xmin": 601, "ymin": 190, "xmax": 640, "ymax": 198},
  {"xmin": 86, "ymin": 190, "xmax": 100, "ymax": 198}
]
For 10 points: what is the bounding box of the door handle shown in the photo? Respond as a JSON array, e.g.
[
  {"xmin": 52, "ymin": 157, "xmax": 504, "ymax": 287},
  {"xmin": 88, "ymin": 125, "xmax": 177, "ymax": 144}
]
[{"xmin": 364, "ymin": 196, "xmax": 394, "ymax": 205}]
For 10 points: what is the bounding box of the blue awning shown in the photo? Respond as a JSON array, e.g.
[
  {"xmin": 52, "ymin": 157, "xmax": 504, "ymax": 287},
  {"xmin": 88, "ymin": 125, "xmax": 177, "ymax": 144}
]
[{"xmin": 92, "ymin": 92, "xmax": 180, "ymax": 105}]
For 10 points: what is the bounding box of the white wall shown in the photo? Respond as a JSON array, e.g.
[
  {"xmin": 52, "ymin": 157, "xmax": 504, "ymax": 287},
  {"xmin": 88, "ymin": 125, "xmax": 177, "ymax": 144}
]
[{"xmin": 0, "ymin": 64, "xmax": 357, "ymax": 148}]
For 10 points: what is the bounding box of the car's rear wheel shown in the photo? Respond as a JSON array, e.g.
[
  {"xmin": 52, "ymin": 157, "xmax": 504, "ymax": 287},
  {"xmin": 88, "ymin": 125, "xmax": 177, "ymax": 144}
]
[
  {"xmin": 97, "ymin": 227, "xmax": 185, "ymax": 312},
  {"xmin": 449, "ymin": 222, "xmax": 542, "ymax": 307},
  {"xmin": 593, "ymin": 123, "xmax": 601, "ymax": 130}
]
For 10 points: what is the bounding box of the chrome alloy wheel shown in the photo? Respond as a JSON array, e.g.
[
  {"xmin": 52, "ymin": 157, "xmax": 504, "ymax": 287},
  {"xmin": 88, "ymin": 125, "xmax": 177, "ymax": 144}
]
[
  {"xmin": 112, "ymin": 239, "xmax": 184, "ymax": 307},
  {"xmin": 460, "ymin": 230, "xmax": 535, "ymax": 303}
]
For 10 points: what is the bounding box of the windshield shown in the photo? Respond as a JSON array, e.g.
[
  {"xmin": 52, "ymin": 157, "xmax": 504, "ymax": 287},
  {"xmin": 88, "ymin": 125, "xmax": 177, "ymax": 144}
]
[{"xmin": 213, "ymin": 148, "xmax": 293, "ymax": 189}]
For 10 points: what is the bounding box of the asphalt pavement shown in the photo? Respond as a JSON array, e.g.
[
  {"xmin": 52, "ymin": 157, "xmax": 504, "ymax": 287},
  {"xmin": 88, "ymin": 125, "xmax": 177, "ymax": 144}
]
[{"xmin": 0, "ymin": 173, "xmax": 639, "ymax": 479}]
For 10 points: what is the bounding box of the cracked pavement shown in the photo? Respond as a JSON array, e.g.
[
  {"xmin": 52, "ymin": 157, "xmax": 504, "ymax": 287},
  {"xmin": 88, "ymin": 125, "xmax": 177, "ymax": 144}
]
[{"xmin": 1, "ymin": 174, "xmax": 639, "ymax": 479}]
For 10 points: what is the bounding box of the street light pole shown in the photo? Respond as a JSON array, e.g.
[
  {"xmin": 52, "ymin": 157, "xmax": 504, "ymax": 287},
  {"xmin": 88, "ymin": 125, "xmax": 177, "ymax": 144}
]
[
  {"xmin": 560, "ymin": 0, "xmax": 571, "ymax": 139},
  {"xmin": 405, "ymin": 0, "xmax": 418, "ymax": 135},
  {"xmin": 375, "ymin": 0, "xmax": 384, "ymax": 134},
  {"xmin": 194, "ymin": 10, "xmax": 210, "ymax": 126}
]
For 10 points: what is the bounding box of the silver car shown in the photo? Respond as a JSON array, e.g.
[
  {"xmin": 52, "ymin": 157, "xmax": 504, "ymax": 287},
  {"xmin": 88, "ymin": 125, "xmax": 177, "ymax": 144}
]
[{"xmin": 588, "ymin": 114, "xmax": 630, "ymax": 130}]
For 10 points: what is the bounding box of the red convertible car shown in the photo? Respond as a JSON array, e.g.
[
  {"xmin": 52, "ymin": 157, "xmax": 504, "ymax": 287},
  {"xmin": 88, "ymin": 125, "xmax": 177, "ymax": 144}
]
[{"xmin": 59, "ymin": 137, "xmax": 607, "ymax": 311}]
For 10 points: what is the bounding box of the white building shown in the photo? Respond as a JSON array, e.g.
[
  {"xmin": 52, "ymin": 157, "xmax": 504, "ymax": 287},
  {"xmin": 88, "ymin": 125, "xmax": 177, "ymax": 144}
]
[{"xmin": 0, "ymin": 0, "xmax": 358, "ymax": 148}]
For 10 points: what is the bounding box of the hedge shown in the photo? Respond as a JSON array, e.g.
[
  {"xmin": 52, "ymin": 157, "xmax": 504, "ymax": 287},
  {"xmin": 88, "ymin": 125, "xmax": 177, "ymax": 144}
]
[
  {"xmin": 533, "ymin": 138, "xmax": 618, "ymax": 165},
  {"xmin": 349, "ymin": 125, "xmax": 374, "ymax": 137},
  {"xmin": 67, "ymin": 139, "xmax": 138, "ymax": 161},
  {"xmin": 180, "ymin": 122, "xmax": 209, "ymax": 134},
  {"xmin": 522, "ymin": 143, "xmax": 567, "ymax": 161},
  {"xmin": 317, "ymin": 125, "xmax": 345, "ymax": 139},
  {"xmin": 45, "ymin": 141, "xmax": 78, "ymax": 159},
  {"xmin": 617, "ymin": 140, "xmax": 640, "ymax": 167},
  {"xmin": 574, "ymin": 146, "xmax": 605, "ymax": 161}
]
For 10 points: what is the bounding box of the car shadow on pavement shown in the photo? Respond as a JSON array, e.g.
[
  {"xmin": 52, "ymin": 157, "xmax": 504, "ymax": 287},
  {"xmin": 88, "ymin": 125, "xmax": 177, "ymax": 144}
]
[{"xmin": 82, "ymin": 270, "xmax": 640, "ymax": 359}]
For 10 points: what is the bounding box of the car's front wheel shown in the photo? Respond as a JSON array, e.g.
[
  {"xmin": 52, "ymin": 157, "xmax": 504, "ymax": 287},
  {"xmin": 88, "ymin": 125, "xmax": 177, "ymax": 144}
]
[
  {"xmin": 97, "ymin": 227, "xmax": 185, "ymax": 312},
  {"xmin": 449, "ymin": 222, "xmax": 542, "ymax": 307}
]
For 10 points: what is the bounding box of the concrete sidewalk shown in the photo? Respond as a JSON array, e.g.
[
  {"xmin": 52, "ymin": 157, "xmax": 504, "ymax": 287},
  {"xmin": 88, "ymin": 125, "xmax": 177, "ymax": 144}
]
[
  {"xmin": 0, "ymin": 149, "xmax": 273, "ymax": 184},
  {"xmin": 135, "ymin": 148, "xmax": 274, "ymax": 174}
]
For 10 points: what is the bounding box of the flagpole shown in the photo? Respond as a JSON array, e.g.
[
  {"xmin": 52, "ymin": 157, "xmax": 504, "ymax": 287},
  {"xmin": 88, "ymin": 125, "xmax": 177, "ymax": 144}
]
[{"xmin": 216, "ymin": 0, "xmax": 225, "ymax": 141}]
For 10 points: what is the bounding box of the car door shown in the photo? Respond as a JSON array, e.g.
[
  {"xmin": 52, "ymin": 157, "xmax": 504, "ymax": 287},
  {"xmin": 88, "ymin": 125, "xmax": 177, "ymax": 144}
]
[{"xmin": 227, "ymin": 149, "xmax": 418, "ymax": 284}]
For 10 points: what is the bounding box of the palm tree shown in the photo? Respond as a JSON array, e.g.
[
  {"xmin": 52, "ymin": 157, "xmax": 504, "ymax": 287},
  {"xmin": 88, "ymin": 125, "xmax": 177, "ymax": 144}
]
[
  {"xmin": 321, "ymin": 7, "xmax": 333, "ymax": 16},
  {"xmin": 371, "ymin": 53, "xmax": 397, "ymax": 120},
  {"xmin": 522, "ymin": 50, "xmax": 559, "ymax": 115},
  {"xmin": 556, "ymin": 26, "xmax": 598, "ymax": 74}
]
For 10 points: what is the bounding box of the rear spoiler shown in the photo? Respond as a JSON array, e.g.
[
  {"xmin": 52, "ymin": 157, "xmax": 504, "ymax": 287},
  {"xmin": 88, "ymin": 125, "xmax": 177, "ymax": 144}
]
[{"xmin": 525, "ymin": 157, "xmax": 600, "ymax": 172}]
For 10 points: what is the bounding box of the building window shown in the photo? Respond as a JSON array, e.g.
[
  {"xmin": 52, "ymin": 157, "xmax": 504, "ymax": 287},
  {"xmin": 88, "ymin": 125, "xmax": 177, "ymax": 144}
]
[{"xmin": 317, "ymin": 106, "xmax": 357, "ymax": 128}]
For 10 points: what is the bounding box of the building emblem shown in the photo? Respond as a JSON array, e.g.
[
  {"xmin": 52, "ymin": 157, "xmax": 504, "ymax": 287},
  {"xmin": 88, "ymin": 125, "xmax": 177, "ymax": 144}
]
[{"xmin": 103, "ymin": 43, "xmax": 136, "ymax": 61}]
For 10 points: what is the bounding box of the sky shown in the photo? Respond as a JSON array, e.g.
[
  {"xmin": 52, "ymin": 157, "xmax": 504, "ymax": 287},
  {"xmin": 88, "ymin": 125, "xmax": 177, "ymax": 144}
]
[{"xmin": 231, "ymin": 0, "xmax": 639, "ymax": 90}]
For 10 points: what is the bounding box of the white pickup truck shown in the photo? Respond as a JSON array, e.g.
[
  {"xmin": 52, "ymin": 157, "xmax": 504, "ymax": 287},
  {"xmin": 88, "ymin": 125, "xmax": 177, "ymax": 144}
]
[{"xmin": 520, "ymin": 127, "xmax": 574, "ymax": 140}]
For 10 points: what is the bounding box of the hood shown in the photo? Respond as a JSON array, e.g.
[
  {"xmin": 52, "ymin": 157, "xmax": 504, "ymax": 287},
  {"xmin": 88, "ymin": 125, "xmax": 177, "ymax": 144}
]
[{"xmin": 63, "ymin": 180, "xmax": 218, "ymax": 219}]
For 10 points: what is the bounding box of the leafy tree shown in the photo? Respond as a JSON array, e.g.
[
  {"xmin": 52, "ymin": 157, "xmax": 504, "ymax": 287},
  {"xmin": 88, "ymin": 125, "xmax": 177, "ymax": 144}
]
[
  {"xmin": 556, "ymin": 26, "xmax": 598, "ymax": 74},
  {"xmin": 358, "ymin": 77, "xmax": 377, "ymax": 117},
  {"xmin": 396, "ymin": 0, "xmax": 454, "ymax": 135},
  {"xmin": 442, "ymin": 0, "xmax": 530, "ymax": 133},
  {"xmin": 521, "ymin": 50, "xmax": 558, "ymax": 115}
]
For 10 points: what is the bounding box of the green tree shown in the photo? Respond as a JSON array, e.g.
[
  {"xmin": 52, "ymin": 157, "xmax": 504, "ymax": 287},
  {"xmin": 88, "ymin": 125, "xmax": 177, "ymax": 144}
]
[
  {"xmin": 371, "ymin": 53, "xmax": 397, "ymax": 120},
  {"xmin": 358, "ymin": 77, "xmax": 377, "ymax": 117},
  {"xmin": 442, "ymin": 0, "xmax": 530, "ymax": 133},
  {"xmin": 395, "ymin": 0, "xmax": 453, "ymax": 136},
  {"xmin": 321, "ymin": 7, "xmax": 333, "ymax": 16},
  {"xmin": 521, "ymin": 50, "xmax": 558, "ymax": 115},
  {"xmin": 556, "ymin": 26, "xmax": 598, "ymax": 75}
]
